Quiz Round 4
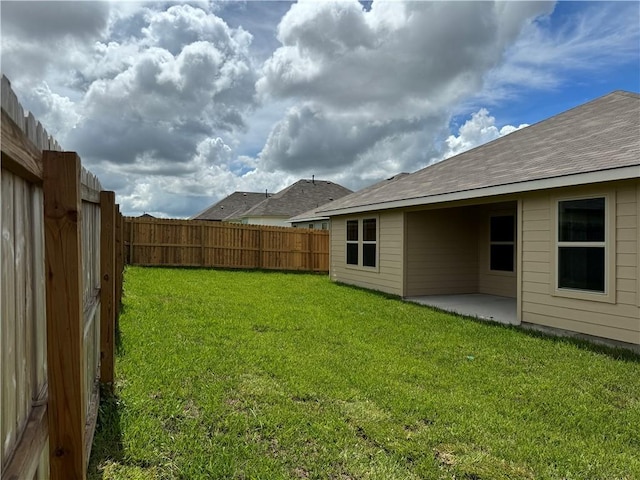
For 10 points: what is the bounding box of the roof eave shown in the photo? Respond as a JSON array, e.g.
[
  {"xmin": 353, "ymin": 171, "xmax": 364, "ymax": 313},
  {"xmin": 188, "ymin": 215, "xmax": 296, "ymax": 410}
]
[
  {"xmin": 289, "ymin": 215, "xmax": 330, "ymax": 223},
  {"xmin": 319, "ymin": 165, "xmax": 639, "ymax": 216}
]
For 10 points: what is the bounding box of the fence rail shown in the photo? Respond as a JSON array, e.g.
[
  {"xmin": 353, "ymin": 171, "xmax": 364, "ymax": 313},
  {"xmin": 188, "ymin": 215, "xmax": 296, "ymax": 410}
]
[
  {"xmin": 124, "ymin": 217, "xmax": 330, "ymax": 272},
  {"xmin": 1, "ymin": 75, "xmax": 124, "ymax": 480}
]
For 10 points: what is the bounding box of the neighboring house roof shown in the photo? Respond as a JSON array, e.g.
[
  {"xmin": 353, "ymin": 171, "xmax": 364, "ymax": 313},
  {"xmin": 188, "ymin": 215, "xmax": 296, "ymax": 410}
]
[
  {"xmin": 288, "ymin": 173, "xmax": 409, "ymax": 224},
  {"xmin": 241, "ymin": 179, "xmax": 352, "ymax": 219},
  {"xmin": 319, "ymin": 91, "xmax": 640, "ymax": 216},
  {"xmin": 191, "ymin": 192, "xmax": 267, "ymax": 221}
]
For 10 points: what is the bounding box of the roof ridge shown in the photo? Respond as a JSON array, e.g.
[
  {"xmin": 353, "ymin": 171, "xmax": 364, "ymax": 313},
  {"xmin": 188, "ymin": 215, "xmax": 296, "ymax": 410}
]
[
  {"xmin": 611, "ymin": 90, "xmax": 640, "ymax": 99},
  {"xmin": 414, "ymin": 89, "xmax": 638, "ymax": 175},
  {"xmin": 318, "ymin": 90, "xmax": 639, "ymax": 215}
]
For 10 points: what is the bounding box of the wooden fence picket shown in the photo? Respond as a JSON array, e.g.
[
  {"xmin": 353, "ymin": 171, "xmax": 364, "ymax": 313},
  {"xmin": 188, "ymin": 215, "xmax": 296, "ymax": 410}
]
[
  {"xmin": 1, "ymin": 75, "xmax": 123, "ymax": 479},
  {"xmin": 43, "ymin": 151, "xmax": 87, "ymax": 479},
  {"xmin": 100, "ymin": 192, "xmax": 116, "ymax": 389},
  {"xmin": 123, "ymin": 217, "xmax": 330, "ymax": 272}
]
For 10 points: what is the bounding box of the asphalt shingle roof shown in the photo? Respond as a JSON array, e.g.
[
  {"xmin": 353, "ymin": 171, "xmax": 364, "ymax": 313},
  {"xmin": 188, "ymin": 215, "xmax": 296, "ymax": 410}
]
[
  {"xmin": 319, "ymin": 91, "xmax": 640, "ymax": 215},
  {"xmin": 191, "ymin": 192, "xmax": 267, "ymax": 221},
  {"xmin": 242, "ymin": 179, "xmax": 352, "ymax": 219},
  {"xmin": 288, "ymin": 173, "xmax": 409, "ymax": 223}
]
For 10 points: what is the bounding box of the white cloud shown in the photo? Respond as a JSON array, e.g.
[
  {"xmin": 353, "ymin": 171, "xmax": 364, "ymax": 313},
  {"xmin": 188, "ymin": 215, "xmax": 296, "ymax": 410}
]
[
  {"xmin": 65, "ymin": 4, "xmax": 257, "ymax": 179},
  {"xmin": 255, "ymin": 0, "xmax": 552, "ymax": 178},
  {"xmin": 1, "ymin": 1, "xmax": 109, "ymax": 40},
  {"xmin": 0, "ymin": 1, "xmax": 110, "ymax": 90},
  {"xmin": 19, "ymin": 83, "xmax": 81, "ymax": 141},
  {"xmin": 142, "ymin": 3, "xmax": 252, "ymax": 56},
  {"xmin": 479, "ymin": 1, "xmax": 640, "ymax": 102},
  {"xmin": 2, "ymin": 1, "xmax": 262, "ymax": 216},
  {"xmin": 258, "ymin": 101, "xmax": 446, "ymax": 179},
  {"xmin": 258, "ymin": 1, "xmax": 554, "ymax": 112},
  {"xmin": 1, "ymin": 1, "xmax": 637, "ymax": 218},
  {"xmin": 112, "ymin": 156, "xmax": 294, "ymax": 218},
  {"xmin": 443, "ymin": 109, "xmax": 528, "ymax": 160}
]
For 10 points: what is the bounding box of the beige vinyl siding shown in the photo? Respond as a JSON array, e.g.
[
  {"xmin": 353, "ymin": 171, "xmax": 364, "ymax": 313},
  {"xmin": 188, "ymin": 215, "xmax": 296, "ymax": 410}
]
[
  {"xmin": 330, "ymin": 211, "xmax": 404, "ymax": 296},
  {"xmin": 242, "ymin": 216, "xmax": 289, "ymax": 227},
  {"xmin": 521, "ymin": 180, "xmax": 640, "ymax": 345},
  {"xmin": 404, "ymin": 208, "xmax": 478, "ymax": 297},
  {"xmin": 477, "ymin": 203, "xmax": 517, "ymax": 298},
  {"xmin": 291, "ymin": 220, "xmax": 330, "ymax": 230}
]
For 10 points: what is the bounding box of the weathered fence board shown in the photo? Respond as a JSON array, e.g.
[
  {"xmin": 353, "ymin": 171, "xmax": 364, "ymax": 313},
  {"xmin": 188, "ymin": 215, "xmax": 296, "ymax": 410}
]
[
  {"xmin": 100, "ymin": 192, "xmax": 116, "ymax": 388},
  {"xmin": 31, "ymin": 186, "xmax": 47, "ymax": 412},
  {"xmin": 1, "ymin": 74, "xmax": 123, "ymax": 480},
  {"xmin": 1, "ymin": 170, "xmax": 17, "ymax": 468},
  {"xmin": 115, "ymin": 206, "xmax": 124, "ymax": 322},
  {"xmin": 124, "ymin": 217, "xmax": 330, "ymax": 272},
  {"xmin": 1, "ymin": 73, "xmax": 54, "ymax": 479},
  {"xmin": 44, "ymin": 151, "xmax": 87, "ymax": 478}
]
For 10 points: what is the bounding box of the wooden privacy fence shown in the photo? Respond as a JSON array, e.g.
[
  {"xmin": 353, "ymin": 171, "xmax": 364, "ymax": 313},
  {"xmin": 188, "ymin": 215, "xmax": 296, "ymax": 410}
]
[
  {"xmin": 1, "ymin": 75, "xmax": 124, "ymax": 479},
  {"xmin": 125, "ymin": 217, "xmax": 330, "ymax": 272}
]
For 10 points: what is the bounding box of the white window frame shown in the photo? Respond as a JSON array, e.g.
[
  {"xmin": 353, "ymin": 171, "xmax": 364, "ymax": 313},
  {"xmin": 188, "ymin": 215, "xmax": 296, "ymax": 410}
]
[
  {"xmin": 346, "ymin": 219, "xmax": 359, "ymax": 266},
  {"xmin": 345, "ymin": 216, "xmax": 379, "ymax": 271},
  {"xmin": 551, "ymin": 193, "xmax": 616, "ymax": 303},
  {"xmin": 361, "ymin": 218, "xmax": 377, "ymax": 268}
]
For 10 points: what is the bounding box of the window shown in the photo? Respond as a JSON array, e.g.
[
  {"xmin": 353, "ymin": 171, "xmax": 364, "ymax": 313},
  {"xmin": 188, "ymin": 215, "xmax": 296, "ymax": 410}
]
[
  {"xmin": 362, "ymin": 218, "xmax": 377, "ymax": 267},
  {"xmin": 346, "ymin": 220, "xmax": 358, "ymax": 265},
  {"xmin": 490, "ymin": 215, "xmax": 515, "ymax": 272},
  {"xmin": 557, "ymin": 197, "xmax": 605, "ymax": 292},
  {"xmin": 346, "ymin": 218, "xmax": 377, "ymax": 268},
  {"xmin": 321, "ymin": 222, "xmax": 328, "ymax": 230},
  {"xmin": 308, "ymin": 224, "xmax": 314, "ymax": 229}
]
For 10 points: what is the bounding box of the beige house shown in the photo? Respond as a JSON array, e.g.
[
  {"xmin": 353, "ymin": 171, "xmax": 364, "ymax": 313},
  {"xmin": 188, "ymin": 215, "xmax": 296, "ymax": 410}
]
[
  {"xmin": 288, "ymin": 174, "xmax": 410, "ymax": 230},
  {"xmin": 288, "ymin": 206, "xmax": 331, "ymax": 230},
  {"xmin": 318, "ymin": 91, "xmax": 640, "ymax": 348},
  {"xmin": 193, "ymin": 179, "xmax": 352, "ymax": 227}
]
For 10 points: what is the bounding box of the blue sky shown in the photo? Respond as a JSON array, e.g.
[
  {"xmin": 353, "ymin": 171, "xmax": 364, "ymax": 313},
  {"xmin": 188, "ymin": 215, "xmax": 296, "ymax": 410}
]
[
  {"xmin": 483, "ymin": 1, "xmax": 640, "ymax": 126},
  {"xmin": 1, "ymin": 1, "xmax": 638, "ymax": 217}
]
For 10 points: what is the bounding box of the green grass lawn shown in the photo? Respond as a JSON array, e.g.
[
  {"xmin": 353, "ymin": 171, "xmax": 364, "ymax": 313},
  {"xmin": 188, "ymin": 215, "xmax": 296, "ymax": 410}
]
[{"xmin": 89, "ymin": 267, "xmax": 640, "ymax": 480}]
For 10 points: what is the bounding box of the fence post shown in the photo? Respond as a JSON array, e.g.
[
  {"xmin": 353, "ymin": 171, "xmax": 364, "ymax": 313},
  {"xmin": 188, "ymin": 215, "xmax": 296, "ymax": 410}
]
[
  {"xmin": 115, "ymin": 206, "xmax": 123, "ymax": 313},
  {"xmin": 258, "ymin": 228, "xmax": 263, "ymax": 269},
  {"xmin": 128, "ymin": 216, "xmax": 134, "ymax": 265},
  {"xmin": 100, "ymin": 191, "xmax": 116, "ymax": 390},
  {"xmin": 308, "ymin": 231, "xmax": 313, "ymax": 271},
  {"xmin": 43, "ymin": 151, "xmax": 87, "ymax": 480},
  {"xmin": 201, "ymin": 223, "xmax": 205, "ymax": 266}
]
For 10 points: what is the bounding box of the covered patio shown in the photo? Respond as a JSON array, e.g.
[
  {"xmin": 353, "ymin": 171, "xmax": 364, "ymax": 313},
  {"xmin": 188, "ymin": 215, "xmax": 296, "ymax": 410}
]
[
  {"xmin": 402, "ymin": 200, "xmax": 519, "ymax": 327},
  {"xmin": 404, "ymin": 293, "xmax": 518, "ymax": 325}
]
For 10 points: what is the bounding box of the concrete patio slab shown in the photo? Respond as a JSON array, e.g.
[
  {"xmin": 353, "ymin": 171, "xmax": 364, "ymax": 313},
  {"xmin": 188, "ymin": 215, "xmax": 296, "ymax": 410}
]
[{"xmin": 404, "ymin": 294, "xmax": 518, "ymax": 325}]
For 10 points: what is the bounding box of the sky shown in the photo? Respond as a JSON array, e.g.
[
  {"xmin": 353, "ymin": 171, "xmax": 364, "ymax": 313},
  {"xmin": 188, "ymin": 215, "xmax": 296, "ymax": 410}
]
[{"xmin": 1, "ymin": 0, "xmax": 638, "ymax": 218}]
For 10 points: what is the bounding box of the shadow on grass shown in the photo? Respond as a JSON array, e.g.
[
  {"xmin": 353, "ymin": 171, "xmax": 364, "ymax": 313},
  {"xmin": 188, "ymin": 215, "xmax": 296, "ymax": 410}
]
[
  {"xmin": 115, "ymin": 313, "xmax": 124, "ymax": 356},
  {"xmin": 339, "ymin": 278, "xmax": 640, "ymax": 364},
  {"xmin": 412, "ymin": 300, "xmax": 640, "ymax": 363},
  {"xmin": 114, "ymin": 298, "xmax": 128, "ymax": 356},
  {"xmin": 334, "ymin": 281, "xmax": 402, "ymax": 301},
  {"xmin": 130, "ymin": 264, "xmax": 329, "ymax": 275},
  {"xmin": 514, "ymin": 325, "xmax": 640, "ymax": 362},
  {"xmin": 88, "ymin": 387, "xmax": 124, "ymax": 479}
]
